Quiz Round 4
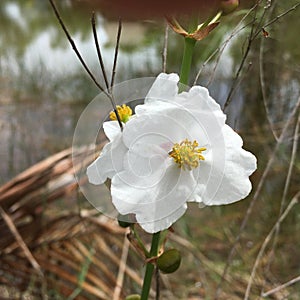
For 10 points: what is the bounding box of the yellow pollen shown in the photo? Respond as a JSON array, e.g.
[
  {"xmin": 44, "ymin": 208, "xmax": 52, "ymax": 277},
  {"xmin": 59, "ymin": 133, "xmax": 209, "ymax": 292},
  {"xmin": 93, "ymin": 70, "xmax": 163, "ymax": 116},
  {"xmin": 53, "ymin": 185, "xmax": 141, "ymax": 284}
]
[
  {"xmin": 109, "ymin": 104, "xmax": 132, "ymax": 123},
  {"xmin": 169, "ymin": 139, "xmax": 206, "ymax": 170}
]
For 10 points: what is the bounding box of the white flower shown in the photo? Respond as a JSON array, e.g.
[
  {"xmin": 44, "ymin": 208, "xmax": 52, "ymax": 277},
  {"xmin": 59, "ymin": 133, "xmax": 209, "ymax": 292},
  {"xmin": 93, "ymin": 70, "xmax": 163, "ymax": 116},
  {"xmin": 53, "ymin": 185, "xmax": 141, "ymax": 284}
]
[{"xmin": 87, "ymin": 73, "xmax": 257, "ymax": 233}]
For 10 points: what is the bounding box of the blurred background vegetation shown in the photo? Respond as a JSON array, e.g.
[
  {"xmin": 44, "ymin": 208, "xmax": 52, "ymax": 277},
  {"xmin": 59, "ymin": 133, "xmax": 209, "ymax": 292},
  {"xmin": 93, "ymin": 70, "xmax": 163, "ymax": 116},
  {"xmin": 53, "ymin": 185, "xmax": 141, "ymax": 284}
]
[{"xmin": 0, "ymin": 0, "xmax": 299, "ymax": 299}]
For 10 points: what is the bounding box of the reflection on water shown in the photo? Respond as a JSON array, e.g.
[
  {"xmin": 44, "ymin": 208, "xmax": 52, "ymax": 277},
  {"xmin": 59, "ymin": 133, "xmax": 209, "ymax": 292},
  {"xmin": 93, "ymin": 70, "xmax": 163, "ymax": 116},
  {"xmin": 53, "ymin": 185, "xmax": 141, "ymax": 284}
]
[
  {"xmin": 0, "ymin": 0, "xmax": 299, "ymax": 185},
  {"xmin": 0, "ymin": 0, "xmax": 162, "ymax": 183},
  {"xmin": 0, "ymin": 103, "xmax": 76, "ymax": 182}
]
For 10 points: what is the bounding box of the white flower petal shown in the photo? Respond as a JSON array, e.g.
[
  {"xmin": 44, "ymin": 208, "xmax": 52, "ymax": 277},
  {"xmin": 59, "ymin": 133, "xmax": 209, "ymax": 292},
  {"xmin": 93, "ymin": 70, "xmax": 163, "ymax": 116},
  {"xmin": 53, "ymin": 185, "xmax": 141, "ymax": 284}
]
[
  {"xmin": 135, "ymin": 98, "xmax": 174, "ymax": 115},
  {"xmin": 137, "ymin": 204, "xmax": 187, "ymax": 233},
  {"xmin": 123, "ymin": 112, "xmax": 192, "ymax": 149},
  {"xmin": 87, "ymin": 133, "xmax": 127, "ymax": 184},
  {"xmin": 86, "ymin": 72, "xmax": 257, "ymax": 232},
  {"xmin": 137, "ymin": 77, "xmax": 226, "ymax": 129},
  {"xmin": 145, "ymin": 73, "xmax": 179, "ymax": 103},
  {"xmin": 194, "ymin": 125, "xmax": 257, "ymax": 205},
  {"xmin": 103, "ymin": 121, "xmax": 121, "ymax": 141},
  {"xmin": 123, "ymin": 143, "xmax": 168, "ymax": 185},
  {"xmin": 176, "ymin": 86, "xmax": 226, "ymax": 126},
  {"xmin": 111, "ymin": 164, "xmax": 196, "ymax": 233}
]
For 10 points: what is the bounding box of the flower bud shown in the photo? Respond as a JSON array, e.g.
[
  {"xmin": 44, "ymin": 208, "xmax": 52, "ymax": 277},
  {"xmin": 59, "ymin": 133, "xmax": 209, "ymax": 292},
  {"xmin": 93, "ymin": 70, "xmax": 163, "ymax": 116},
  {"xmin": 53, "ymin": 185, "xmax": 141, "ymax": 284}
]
[
  {"xmin": 157, "ymin": 249, "xmax": 181, "ymax": 274},
  {"xmin": 220, "ymin": 0, "xmax": 239, "ymax": 15},
  {"xmin": 125, "ymin": 295, "xmax": 141, "ymax": 300}
]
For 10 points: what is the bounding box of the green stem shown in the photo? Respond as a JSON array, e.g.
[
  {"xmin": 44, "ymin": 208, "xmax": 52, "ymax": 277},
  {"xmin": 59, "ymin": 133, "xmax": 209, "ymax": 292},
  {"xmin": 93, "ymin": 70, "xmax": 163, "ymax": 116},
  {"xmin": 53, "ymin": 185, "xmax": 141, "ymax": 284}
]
[
  {"xmin": 140, "ymin": 231, "xmax": 161, "ymax": 300},
  {"xmin": 179, "ymin": 37, "xmax": 196, "ymax": 88}
]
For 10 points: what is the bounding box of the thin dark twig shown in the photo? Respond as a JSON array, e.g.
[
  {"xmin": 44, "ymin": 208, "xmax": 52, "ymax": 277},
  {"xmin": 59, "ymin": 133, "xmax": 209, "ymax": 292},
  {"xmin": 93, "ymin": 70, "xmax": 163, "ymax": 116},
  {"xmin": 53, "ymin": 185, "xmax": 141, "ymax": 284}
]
[
  {"xmin": 222, "ymin": 61, "xmax": 253, "ymax": 100},
  {"xmin": 109, "ymin": 18, "xmax": 124, "ymax": 130},
  {"xmin": 244, "ymin": 192, "xmax": 299, "ymax": 300},
  {"xmin": 262, "ymin": 273, "xmax": 300, "ymax": 298},
  {"xmin": 227, "ymin": 0, "xmax": 300, "ymax": 83},
  {"xmin": 258, "ymin": 1, "xmax": 296, "ymax": 293},
  {"xmin": 263, "ymin": 2, "xmax": 300, "ymax": 29},
  {"xmin": 259, "ymin": 1, "xmax": 278, "ymax": 140},
  {"xmin": 91, "ymin": 12, "xmax": 110, "ymax": 90},
  {"xmin": 162, "ymin": 23, "xmax": 169, "ymax": 73},
  {"xmin": 48, "ymin": 0, "xmax": 107, "ymax": 94},
  {"xmin": 91, "ymin": 13, "xmax": 123, "ymax": 131},
  {"xmin": 259, "ymin": 112, "xmax": 300, "ymax": 296},
  {"xmin": 204, "ymin": 6, "xmax": 260, "ymax": 89},
  {"xmin": 222, "ymin": 0, "xmax": 292, "ymax": 110},
  {"xmin": 193, "ymin": 21, "xmax": 251, "ymax": 85},
  {"xmin": 223, "ymin": 2, "xmax": 260, "ymax": 111},
  {"xmin": 111, "ymin": 18, "xmax": 122, "ymax": 89},
  {"xmin": 193, "ymin": 0, "xmax": 258, "ymax": 86},
  {"xmin": 48, "ymin": 0, "xmax": 123, "ymax": 129},
  {"xmin": 277, "ymin": 111, "xmax": 299, "ymax": 225},
  {"xmin": 253, "ymin": 0, "xmax": 271, "ymax": 38},
  {"xmin": 250, "ymin": 2, "xmax": 300, "ymax": 49}
]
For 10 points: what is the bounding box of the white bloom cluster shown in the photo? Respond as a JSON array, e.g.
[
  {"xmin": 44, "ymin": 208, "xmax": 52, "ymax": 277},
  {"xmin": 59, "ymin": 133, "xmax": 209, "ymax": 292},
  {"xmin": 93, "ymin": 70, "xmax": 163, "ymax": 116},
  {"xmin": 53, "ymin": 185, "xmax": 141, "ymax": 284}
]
[{"xmin": 87, "ymin": 73, "xmax": 257, "ymax": 233}]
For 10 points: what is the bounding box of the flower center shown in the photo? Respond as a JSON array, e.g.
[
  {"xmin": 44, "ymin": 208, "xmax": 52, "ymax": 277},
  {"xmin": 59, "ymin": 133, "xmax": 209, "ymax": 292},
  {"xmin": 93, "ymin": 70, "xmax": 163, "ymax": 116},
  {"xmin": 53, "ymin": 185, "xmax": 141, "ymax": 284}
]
[
  {"xmin": 169, "ymin": 139, "xmax": 206, "ymax": 170},
  {"xmin": 109, "ymin": 104, "xmax": 132, "ymax": 123}
]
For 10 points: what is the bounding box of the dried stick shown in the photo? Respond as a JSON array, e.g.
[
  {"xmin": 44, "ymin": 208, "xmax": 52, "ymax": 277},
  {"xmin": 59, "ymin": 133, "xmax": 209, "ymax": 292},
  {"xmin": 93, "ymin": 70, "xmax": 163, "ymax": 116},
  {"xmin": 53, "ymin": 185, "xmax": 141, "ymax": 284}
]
[
  {"xmin": 223, "ymin": 1, "xmax": 300, "ymax": 110},
  {"xmin": 90, "ymin": 13, "xmax": 123, "ymax": 129},
  {"xmin": 277, "ymin": 112, "xmax": 300, "ymax": 226},
  {"xmin": 243, "ymin": 191, "xmax": 300, "ymax": 300},
  {"xmin": 259, "ymin": 112, "xmax": 300, "ymax": 295},
  {"xmin": 48, "ymin": 0, "xmax": 123, "ymax": 129},
  {"xmin": 259, "ymin": 12, "xmax": 277, "ymax": 140},
  {"xmin": 262, "ymin": 274, "xmax": 300, "ymax": 298},
  {"xmin": 204, "ymin": 5, "xmax": 257, "ymax": 88},
  {"xmin": 214, "ymin": 97, "xmax": 300, "ymax": 300},
  {"xmin": 48, "ymin": 0, "xmax": 107, "ymax": 94},
  {"xmin": 162, "ymin": 23, "xmax": 169, "ymax": 73},
  {"xmin": 108, "ymin": 18, "xmax": 124, "ymax": 130},
  {"xmin": 259, "ymin": 1, "xmax": 300, "ymax": 140},
  {"xmin": 263, "ymin": 2, "xmax": 300, "ymax": 29},
  {"xmin": 194, "ymin": 22, "xmax": 251, "ymax": 85},
  {"xmin": 193, "ymin": 1, "xmax": 257, "ymax": 86},
  {"xmin": 223, "ymin": 2, "xmax": 261, "ymax": 110},
  {"xmin": 91, "ymin": 12, "xmax": 110, "ymax": 90},
  {"xmin": 0, "ymin": 206, "xmax": 43, "ymax": 277},
  {"xmin": 248, "ymin": 1, "xmax": 300, "ymax": 44},
  {"xmin": 112, "ymin": 232, "xmax": 130, "ymax": 300}
]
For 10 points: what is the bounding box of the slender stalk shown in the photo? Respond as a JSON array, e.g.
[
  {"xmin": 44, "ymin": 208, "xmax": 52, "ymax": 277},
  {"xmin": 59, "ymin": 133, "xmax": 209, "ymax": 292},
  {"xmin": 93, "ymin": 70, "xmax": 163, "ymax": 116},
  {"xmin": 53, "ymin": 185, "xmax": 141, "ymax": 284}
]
[
  {"xmin": 109, "ymin": 18, "xmax": 124, "ymax": 130},
  {"xmin": 48, "ymin": 0, "xmax": 124, "ymax": 129},
  {"xmin": 132, "ymin": 226, "xmax": 150, "ymax": 258},
  {"xmin": 140, "ymin": 232, "xmax": 161, "ymax": 300},
  {"xmin": 179, "ymin": 37, "xmax": 196, "ymax": 87},
  {"xmin": 111, "ymin": 18, "xmax": 122, "ymax": 89},
  {"xmin": 48, "ymin": 0, "xmax": 106, "ymax": 94},
  {"xmin": 91, "ymin": 12, "xmax": 109, "ymax": 90}
]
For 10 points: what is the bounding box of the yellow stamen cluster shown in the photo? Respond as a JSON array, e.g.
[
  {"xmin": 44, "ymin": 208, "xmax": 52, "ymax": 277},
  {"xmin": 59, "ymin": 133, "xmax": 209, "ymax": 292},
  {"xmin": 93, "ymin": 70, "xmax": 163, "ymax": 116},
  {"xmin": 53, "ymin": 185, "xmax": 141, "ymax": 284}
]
[
  {"xmin": 109, "ymin": 104, "xmax": 132, "ymax": 123},
  {"xmin": 169, "ymin": 139, "xmax": 206, "ymax": 170}
]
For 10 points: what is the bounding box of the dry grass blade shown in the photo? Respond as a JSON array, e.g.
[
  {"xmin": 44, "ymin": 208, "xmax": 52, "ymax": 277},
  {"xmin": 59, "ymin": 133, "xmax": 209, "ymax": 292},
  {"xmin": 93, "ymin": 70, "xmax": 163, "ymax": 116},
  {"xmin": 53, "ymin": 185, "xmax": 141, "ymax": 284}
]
[
  {"xmin": 262, "ymin": 274, "xmax": 300, "ymax": 298},
  {"xmin": 0, "ymin": 144, "xmax": 139, "ymax": 299},
  {"xmin": 113, "ymin": 233, "xmax": 130, "ymax": 300},
  {"xmin": 244, "ymin": 191, "xmax": 299, "ymax": 300},
  {"xmin": 0, "ymin": 206, "xmax": 42, "ymax": 276},
  {"xmin": 216, "ymin": 96, "xmax": 300, "ymax": 299}
]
